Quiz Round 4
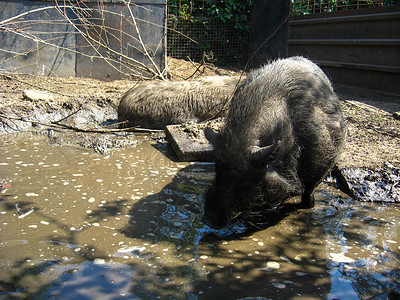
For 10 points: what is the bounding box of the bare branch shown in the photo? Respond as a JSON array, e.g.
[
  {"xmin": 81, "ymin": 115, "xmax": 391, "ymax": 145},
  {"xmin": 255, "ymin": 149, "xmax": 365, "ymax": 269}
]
[
  {"xmin": 0, "ymin": 1, "xmax": 168, "ymax": 80},
  {"xmin": 123, "ymin": 0, "xmax": 166, "ymax": 80},
  {"xmin": 0, "ymin": 113, "xmax": 163, "ymax": 134}
]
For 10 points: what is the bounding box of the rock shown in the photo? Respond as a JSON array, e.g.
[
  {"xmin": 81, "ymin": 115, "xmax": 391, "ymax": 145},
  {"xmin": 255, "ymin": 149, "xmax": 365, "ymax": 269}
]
[
  {"xmin": 23, "ymin": 89, "xmax": 54, "ymax": 102},
  {"xmin": 394, "ymin": 111, "xmax": 400, "ymax": 121}
]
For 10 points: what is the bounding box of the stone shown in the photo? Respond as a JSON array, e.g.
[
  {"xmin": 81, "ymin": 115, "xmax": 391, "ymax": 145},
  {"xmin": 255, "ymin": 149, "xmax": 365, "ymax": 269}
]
[{"xmin": 23, "ymin": 89, "xmax": 54, "ymax": 102}]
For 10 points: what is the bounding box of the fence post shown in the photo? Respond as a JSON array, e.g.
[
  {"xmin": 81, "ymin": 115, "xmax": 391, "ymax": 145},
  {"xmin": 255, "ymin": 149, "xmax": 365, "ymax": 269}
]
[{"xmin": 248, "ymin": 0, "xmax": 291, "ymax": 69}]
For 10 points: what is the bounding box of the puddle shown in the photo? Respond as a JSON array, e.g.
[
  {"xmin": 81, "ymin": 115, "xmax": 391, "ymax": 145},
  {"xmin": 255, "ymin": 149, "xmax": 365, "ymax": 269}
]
[{"xmin": 0, "ymin": 133, "xmax": 399, "ymax": 299}]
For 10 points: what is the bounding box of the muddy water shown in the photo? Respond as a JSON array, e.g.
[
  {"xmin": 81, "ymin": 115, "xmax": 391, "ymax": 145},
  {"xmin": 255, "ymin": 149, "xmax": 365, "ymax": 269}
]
[{"xmin": 0, "ymin": 133, "xmax": 399, "ymax": 299}]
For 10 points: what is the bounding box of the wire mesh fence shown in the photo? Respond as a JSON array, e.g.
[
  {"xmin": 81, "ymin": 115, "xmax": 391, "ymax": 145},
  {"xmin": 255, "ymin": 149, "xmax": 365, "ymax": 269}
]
[{"xmin": 166, "ymin": 15, "xmax": 248, "ymax": 66}]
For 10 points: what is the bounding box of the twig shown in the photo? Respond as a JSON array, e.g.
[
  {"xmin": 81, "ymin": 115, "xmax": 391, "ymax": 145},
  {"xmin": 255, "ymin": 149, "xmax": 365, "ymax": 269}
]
[
  {"xmin": 103, "ymin": 120, "xmax": 128, "ymax": 127},
  {"xmin": 53, "ymin": 108, "xmax": 82, "ymax": 124},
  {"xmin": 184, "ymin": 53, "xmax": 206, "ymax": 80},
  {"xmin": 0, "ymin": 113, "xmax": 162, "ymax": 133},
  {"xmin": 16, "ymin": 204, "xmax": 35, "ymax": 219},
  {"xmin": 0, "ymin": 6, "xmax": 61, "ymax": 25},
  {"xmin": 123, "ymin": 0, "xmax": 166, "ymax": 80}
]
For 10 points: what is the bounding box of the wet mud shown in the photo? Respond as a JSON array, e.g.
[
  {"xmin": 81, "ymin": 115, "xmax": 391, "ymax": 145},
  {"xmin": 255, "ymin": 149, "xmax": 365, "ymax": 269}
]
[
  {"xmin": 1, "ymin": 134, "xmax": 399, "ymax": 299},
  {"xmin": 342, "ymin": 164, "xmax": 400, "ymax": 202}
]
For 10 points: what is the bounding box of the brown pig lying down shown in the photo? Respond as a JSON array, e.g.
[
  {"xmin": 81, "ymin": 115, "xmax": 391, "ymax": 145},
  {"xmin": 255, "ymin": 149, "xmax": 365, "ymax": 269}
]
[{"xmin": 117, "ymin": 76, "xmax": 241, "ymax": 129}]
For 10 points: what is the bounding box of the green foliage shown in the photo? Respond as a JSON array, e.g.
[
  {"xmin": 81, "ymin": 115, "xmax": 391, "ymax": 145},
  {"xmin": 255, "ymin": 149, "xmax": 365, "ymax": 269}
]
[
  {"xmin": 168, "ymin": 0, "xmax": 253, "ymax": 30},
  {"xmin": 291, "ymin": 0, "xmax": 396, "ymax": 15},
  {"xmin": 206, "ymin": 0, "xmax": 253, "ymax": 30}
]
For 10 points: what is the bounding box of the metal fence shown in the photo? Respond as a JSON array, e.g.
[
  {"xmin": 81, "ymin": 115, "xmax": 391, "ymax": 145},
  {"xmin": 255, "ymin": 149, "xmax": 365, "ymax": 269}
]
[{"xmin": 166, "ymin": 15, "xmax": 247, "ymax": 66}]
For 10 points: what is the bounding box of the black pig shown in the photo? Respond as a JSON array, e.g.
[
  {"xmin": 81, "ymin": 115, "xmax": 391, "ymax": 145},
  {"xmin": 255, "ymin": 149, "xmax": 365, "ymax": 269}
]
[{"xmin": 203, "ymin": 57, "xmax": 346, "ymax": 229}]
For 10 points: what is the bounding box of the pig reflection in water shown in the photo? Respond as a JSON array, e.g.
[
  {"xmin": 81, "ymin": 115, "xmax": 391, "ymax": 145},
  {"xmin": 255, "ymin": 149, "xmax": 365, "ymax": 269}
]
[{"xmin": 203, "ymin": 57, "xmax": 347, "ymax": 229}]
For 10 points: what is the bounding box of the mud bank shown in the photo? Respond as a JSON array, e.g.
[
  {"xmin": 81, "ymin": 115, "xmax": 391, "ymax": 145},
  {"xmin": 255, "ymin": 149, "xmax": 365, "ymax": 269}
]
[
  {"xmin": 0, "ymin": 75, "xmax": 140, "ymax": 154},
  {"xmin": 342, "ymin": 163, "xmax": 400, "ymax": 202}
]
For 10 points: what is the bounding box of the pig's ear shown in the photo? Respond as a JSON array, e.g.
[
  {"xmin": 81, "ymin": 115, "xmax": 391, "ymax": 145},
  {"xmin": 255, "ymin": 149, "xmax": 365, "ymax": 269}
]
[
  {"xmin": 250, "ymin": 140, "xmax": 281, "ymax": 167},
  {"xmin": 204, "ymin": 127, "xmax": 219, "ymax": 146}
]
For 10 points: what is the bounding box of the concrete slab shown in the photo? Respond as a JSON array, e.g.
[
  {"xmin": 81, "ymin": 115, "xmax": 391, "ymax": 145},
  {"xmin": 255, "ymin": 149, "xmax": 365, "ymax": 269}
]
[{"xmin": 165, "ymin": 124, "xmax": 214, "ymax": 162}]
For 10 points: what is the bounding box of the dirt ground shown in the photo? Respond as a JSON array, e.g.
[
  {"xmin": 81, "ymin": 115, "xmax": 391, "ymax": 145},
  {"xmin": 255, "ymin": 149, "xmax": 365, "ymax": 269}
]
[{"xmin": 1, "ymin": 57, "xmax": 399, "ymax": 171}]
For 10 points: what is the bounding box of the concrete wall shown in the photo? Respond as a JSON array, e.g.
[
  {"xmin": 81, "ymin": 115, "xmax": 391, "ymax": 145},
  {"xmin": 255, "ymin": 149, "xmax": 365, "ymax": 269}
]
[{"xmin": 0, "ymin": 0, "xmax": 166, "ymax": 80}]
